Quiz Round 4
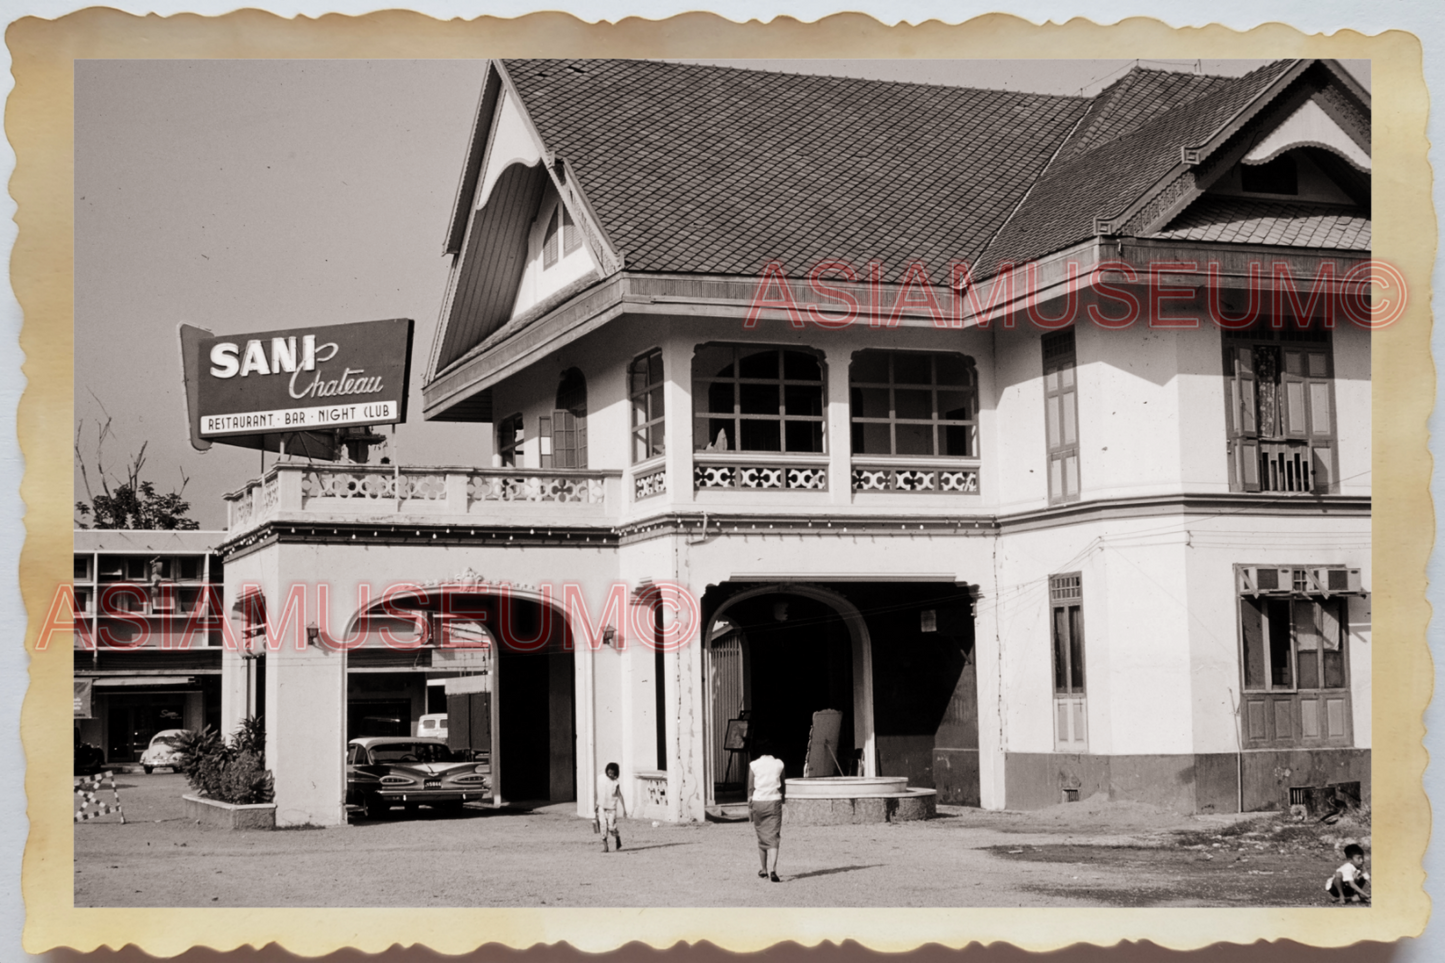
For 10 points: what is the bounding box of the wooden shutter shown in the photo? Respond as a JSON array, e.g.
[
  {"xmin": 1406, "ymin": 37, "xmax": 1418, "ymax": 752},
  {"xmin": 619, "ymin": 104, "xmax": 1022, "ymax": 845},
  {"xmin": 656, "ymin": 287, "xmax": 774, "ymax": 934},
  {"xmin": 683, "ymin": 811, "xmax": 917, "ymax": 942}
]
[
  {"xmin": 1303, "ymin": 348, "xmax": 1335, "ymax": 492},
  {"xmin": 543, "ymin": 208, "xmax": 560, "ymax": 267},
  {"xmin": 1043, "ymin": 333, "xmax": 1079, "ymax": 504},
  {"xmin": 1226, "ymin": 345, "xmax": 1261, "ymax": 492},
  {"xmin": 550, "ymin": 410, "xmax": 576, "ymax": 469}
]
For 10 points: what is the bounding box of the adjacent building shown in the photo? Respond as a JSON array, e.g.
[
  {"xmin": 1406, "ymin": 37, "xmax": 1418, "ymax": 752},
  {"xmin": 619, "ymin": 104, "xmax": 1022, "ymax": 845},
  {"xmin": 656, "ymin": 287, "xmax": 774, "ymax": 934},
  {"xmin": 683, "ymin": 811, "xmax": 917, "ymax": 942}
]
[
  {"xmin": 74, "ymin": 529, "xmax": 226, "ymax": 764},
  {"xmin": 212, "ymin": 57, "xmax": 1372, "ymax": 826}
]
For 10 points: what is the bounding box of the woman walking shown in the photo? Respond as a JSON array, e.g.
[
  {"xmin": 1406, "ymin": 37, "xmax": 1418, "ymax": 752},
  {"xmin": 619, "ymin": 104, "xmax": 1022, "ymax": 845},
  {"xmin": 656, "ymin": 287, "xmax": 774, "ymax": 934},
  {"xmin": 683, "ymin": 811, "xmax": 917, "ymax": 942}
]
[{"xmin": 747, "ymin": 737, "xmax": 786, "ymax": 882}]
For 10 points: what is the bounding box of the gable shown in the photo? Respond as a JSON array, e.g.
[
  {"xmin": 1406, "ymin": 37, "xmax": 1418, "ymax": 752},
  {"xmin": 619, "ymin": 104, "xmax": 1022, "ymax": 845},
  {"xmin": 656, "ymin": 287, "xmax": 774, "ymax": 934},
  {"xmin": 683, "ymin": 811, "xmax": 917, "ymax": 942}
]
[
  {"xmin": 429, "ymin": 76, "xmax": 612, "ymax": 382},
  {"xmin": 1242, "ymin": 97, "xmax": 1370, "ymax": 172}
]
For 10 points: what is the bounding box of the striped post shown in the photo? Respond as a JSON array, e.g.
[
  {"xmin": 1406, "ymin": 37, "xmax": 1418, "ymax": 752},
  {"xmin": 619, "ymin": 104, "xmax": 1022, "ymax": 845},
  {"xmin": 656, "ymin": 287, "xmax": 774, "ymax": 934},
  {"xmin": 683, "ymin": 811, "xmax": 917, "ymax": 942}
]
[{"xmin": 74, "ymin": 771, "xmax": 125, "ymax": 824}]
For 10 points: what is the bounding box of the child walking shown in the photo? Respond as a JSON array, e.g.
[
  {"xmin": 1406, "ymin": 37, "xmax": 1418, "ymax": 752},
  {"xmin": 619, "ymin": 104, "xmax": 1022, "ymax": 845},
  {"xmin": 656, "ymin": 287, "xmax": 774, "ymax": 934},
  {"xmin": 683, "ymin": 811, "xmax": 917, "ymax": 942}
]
[
  {"xmin": 596, "ymin": 761, "xmax": 627, "ymax": 853},
  {"xmin": 1326, "ymin": 843, "xmax": 1371, "ymax": 904}
]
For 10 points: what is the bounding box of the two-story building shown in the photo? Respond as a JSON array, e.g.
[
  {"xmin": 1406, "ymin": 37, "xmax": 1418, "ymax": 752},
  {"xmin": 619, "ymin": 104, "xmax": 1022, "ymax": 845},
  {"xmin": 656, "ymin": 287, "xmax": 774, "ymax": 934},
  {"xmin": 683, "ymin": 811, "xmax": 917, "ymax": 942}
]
[{"xmin": 217, "ymin": 57, "xmax": 1372, "ymax": 827}]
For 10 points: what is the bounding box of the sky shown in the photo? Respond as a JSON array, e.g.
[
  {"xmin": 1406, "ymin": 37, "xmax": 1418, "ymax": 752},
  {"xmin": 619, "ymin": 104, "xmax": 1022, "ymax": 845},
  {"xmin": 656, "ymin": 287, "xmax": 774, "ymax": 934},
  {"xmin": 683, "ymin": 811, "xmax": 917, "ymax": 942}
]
[{"xmin": 74, "ymin": 57, "xmax": 1369, "ymax": 530}]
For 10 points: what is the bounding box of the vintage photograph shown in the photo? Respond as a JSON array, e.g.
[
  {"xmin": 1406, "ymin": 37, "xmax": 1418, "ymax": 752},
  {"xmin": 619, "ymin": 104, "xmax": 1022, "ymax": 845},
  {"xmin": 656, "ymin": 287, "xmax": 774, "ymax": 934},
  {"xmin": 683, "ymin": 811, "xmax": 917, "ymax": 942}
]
[{"xmin": 69, "ymin": 54, "xmax": 1376, "ymax": 910}]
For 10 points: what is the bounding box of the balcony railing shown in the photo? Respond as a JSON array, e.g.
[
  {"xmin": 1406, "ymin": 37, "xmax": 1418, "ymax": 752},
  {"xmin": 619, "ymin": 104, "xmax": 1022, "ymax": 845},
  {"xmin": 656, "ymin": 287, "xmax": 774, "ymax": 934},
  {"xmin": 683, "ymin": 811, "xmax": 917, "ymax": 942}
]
[
  {"xmin": 693, "ymin": 453, "xmax": 829, "ymax": 491},
  {"xmin": 851, "ymin": 458, "xmax": 981, "ymax": 495},
  {"xmin": 225, "ymin": 463, "xmax": 622, "ymax": 534}
]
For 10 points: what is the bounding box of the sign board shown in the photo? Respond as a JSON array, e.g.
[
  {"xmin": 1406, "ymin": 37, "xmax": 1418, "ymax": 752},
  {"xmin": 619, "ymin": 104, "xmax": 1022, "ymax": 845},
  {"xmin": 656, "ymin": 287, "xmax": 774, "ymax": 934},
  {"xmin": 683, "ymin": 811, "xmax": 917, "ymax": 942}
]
[
  {"xmin": 443, "ymin": 674, "xmax": 490, "ymax": 695},
  {"xmin": 803, "ymin": 708, "xmax": 844, "ymax": 777},
  {"xmin": 74, "ymin": 679, "xmax": 93, "ymax": 719},
  {"xmin": 182, "ymin": 318, "xmax": 413, "ymax": 454}
]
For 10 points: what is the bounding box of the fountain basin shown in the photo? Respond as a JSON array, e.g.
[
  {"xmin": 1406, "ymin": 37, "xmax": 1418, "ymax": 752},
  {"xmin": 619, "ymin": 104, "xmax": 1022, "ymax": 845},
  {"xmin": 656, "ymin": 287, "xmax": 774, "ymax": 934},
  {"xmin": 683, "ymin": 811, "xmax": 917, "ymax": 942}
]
[{"xmin": 781, "ymin": 776, "xmax": 936, "ymax": 825}]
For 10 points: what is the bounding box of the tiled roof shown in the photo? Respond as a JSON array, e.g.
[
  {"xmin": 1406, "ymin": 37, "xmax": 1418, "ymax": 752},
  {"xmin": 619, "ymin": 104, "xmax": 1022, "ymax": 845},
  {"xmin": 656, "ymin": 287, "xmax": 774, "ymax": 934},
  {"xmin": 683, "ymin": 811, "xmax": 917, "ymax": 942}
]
[
  {"xmin": 977, "ymin": 61, "xmax": 1299, "ymax": 275},
  {"xmin": 1148, "ymin": 196, "xmax": 1371, "ymax": 249},
  {"xmin": 503, "ymin": 59, "xmax": 1089, "ymax": 282},
  {"xmin": 1059, "ymin": 67, "xmax": 1239, "ymax": 161}
]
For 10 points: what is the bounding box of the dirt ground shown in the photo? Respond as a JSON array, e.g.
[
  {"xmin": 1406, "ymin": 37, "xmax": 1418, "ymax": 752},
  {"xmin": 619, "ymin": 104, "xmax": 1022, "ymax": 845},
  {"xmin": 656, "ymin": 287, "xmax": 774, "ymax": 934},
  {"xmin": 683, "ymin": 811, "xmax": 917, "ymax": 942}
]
[{"xmin": 74, "ymin": 775, "xmax": 1371, "ymax": 908}]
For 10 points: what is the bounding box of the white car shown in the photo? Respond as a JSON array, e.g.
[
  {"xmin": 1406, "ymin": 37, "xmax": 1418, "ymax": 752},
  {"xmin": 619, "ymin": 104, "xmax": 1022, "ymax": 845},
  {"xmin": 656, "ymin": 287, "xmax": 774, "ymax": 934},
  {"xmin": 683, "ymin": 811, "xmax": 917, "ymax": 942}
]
[
  {"xmin": 417, "ymin": 713, "xmax": 448, "ymax": 741},
  {"xmin": 139, "ymin": 729, "xmax": 186, "ymax": 774}
]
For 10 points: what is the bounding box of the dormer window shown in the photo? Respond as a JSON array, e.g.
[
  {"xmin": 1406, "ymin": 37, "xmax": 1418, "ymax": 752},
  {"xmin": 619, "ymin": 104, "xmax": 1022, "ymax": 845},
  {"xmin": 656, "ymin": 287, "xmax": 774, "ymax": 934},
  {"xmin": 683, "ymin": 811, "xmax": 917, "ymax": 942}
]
[
  {"xmin": 542, "ymin": 204, "xmax": 581, "ymax": 270},
  {"xmin": 543, "ymin": 208, "xmax": 561, "ymax": 268},
  {"xmin": 1240, "ymin": 155, "xmax": 1298, "ymax": 196}
]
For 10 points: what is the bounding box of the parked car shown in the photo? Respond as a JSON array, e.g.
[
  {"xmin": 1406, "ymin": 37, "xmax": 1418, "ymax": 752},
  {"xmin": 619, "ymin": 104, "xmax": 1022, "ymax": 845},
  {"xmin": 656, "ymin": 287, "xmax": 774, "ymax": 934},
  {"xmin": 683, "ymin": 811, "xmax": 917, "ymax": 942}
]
[
  {"xmin": 345, "ymin": 736, "xmax": 490, "ymax": 820},
  {"xmin": 139, "ymin": 729, "xmax": 186, "ymax": 774},
  {"xmin": 417, "ymin": 713, "xmax": 448, "ymax": 741},
  {"xmin": 74, "ymin": 731, "xmax": 105, "ymax": 776}
]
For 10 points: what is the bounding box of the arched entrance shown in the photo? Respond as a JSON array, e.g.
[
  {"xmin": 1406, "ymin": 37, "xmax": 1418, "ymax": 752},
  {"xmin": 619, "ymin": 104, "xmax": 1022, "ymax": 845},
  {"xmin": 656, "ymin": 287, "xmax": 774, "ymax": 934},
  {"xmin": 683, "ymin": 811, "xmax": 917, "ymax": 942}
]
[
  {"xmin": 701, "ymin": 584, "xmax": 875, "ymax": 805},
  {"xmin": 342, "ymin": 587, "xmax": 577, "ymax": 807}
]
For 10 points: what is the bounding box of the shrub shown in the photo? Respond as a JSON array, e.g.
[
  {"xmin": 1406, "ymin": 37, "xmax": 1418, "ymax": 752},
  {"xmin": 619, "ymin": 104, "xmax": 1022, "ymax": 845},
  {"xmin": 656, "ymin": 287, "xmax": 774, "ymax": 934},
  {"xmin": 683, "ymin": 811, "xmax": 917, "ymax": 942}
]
[{"xmin": 173, "ymin": 717, "xmax": 274, "ymax": 805}]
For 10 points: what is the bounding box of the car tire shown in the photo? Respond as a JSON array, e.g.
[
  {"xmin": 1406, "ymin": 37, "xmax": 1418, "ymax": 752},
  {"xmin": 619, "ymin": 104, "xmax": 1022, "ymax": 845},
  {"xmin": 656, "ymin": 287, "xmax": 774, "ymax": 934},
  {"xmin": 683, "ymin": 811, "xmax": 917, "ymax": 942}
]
[
  {"xmin": 365, "ymin": 794, "xmax": 391, "ymax": 820},
  {"xmin": 143, "ymin": 766, "xmax": 153, "ymax": 774}
]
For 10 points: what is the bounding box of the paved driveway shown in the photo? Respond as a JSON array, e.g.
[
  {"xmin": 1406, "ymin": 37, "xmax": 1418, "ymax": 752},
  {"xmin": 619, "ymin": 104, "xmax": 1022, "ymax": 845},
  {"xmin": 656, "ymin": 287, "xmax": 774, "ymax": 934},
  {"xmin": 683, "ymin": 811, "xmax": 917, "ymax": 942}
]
[{"xmin": 74, "ymin": 773, "xmax": 1350, "ymax": 908}]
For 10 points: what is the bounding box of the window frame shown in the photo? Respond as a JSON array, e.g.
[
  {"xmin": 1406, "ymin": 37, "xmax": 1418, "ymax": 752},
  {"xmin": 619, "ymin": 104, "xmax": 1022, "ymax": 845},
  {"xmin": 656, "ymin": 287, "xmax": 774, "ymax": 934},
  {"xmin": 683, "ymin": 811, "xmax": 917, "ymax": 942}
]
[
  {"xmin": 848, "ymin": 350, "xmax": 978, "ymax": 459},
  {"xmin": 691, "ymin": 344, "xmax": 827, "ymax": 455},
  {"xmin": 1223, "ymin": 323, "xmax": 1337, "ymax": 493},
  {"xmin": 629, "ymin": 348, "xmax": 666, "ymax": 465},
  {"xmin": 497, "ymin": 413, "xmax": 524, "ymax": 468},
  {"xmin": 1042, "ymin": 330, "xmax": 1081, "ymax": 505},
  {"xmin": 1238, "ymin": 592, "xmax": 1350, "ymax": 695},
  {"xmin": 1049, "ymin": 572, "xmax": 1087, "ymax": 752}
]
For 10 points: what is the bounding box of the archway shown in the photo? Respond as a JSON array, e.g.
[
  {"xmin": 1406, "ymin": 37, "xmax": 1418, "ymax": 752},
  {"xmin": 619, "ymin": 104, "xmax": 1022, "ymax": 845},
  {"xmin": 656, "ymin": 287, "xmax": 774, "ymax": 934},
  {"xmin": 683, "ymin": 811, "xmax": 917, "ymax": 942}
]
[
  {"xmin": 701, "ymin": 584, "xmax": 875, "ymax": 805},
  {"xmin": 341, "ymin": 586, "xmax": 577, "ymax": 807}
]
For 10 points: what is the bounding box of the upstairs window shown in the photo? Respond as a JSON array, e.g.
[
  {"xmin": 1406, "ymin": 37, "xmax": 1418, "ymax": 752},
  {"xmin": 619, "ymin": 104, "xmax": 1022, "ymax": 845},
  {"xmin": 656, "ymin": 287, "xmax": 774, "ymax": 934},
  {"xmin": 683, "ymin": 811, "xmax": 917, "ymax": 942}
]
[
  {"xmin": 692, "ymin": 346, "xmax": 825, "ymax": 454},
  {"xmin": 849, "ymin": 350, "xmax": 977, "ymax": 458},
  {"xmin": 1042, "ymin": 331, "xmax": 1080, "ymax": 504},
  {"xmin": 497, "ymin": 413, "xmax": 524, "ymax": 468},
  {"xmin": 1224, "ymin": 324, "xmax": 1336, "ymax": 493},
  {"xmin": 630, "ymin": 349, "xmax": 666, "ymax": 463}
]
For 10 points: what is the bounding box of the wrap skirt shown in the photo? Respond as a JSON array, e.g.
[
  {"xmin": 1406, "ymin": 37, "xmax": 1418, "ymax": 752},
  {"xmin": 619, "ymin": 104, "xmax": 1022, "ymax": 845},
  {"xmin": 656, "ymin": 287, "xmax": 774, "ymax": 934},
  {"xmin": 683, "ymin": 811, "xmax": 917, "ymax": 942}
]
[{"xmin": 750, "ymin": 799, "xmax": 783, "ymax": 849}]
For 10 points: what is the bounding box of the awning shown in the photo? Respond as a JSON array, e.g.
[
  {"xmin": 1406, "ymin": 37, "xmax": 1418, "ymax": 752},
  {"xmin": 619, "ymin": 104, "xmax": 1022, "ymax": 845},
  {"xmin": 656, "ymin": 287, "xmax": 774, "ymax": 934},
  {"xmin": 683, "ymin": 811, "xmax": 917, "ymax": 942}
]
[{"xmin": 92, "ymin": 677, "xmax": 197, "ymax": 687}]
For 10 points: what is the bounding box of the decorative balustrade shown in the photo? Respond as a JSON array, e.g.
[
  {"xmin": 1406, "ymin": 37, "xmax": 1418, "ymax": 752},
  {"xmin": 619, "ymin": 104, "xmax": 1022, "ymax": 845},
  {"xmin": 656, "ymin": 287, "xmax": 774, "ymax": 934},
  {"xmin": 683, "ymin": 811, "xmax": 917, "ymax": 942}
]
[
  {"xmin": 693, "ymin": 457, "xmax": 828, "ymax": 491},
  {"xmin": 851, "ymin": 461, "xmax": 980, "ymax": 494},
  {"xmin": 633, "ymin": 466, "xmax": 668, "ymax": 500},
  {"xmin": 468, "ymin": 473, "xmax": 605, "ymax": 503},
  {"xmin": 225, "ymin": 463, "xmax": 619, "ymax": 532}
]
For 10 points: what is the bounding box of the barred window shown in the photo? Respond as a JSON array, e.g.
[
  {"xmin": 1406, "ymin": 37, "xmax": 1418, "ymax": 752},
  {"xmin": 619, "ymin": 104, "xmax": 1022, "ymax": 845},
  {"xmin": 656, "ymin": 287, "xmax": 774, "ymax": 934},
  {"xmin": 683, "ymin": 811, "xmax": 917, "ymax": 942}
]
[
  {"xmin": 849, "ymin": 350, "xmax": 977, "ymax": 457},
  {"xmin": 692, "ymin": 345, "xmax": 825, "ymax": 454},
  {"xmin": 630, "ymin": 348, "xmax": 665, "ymax": 463}
]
